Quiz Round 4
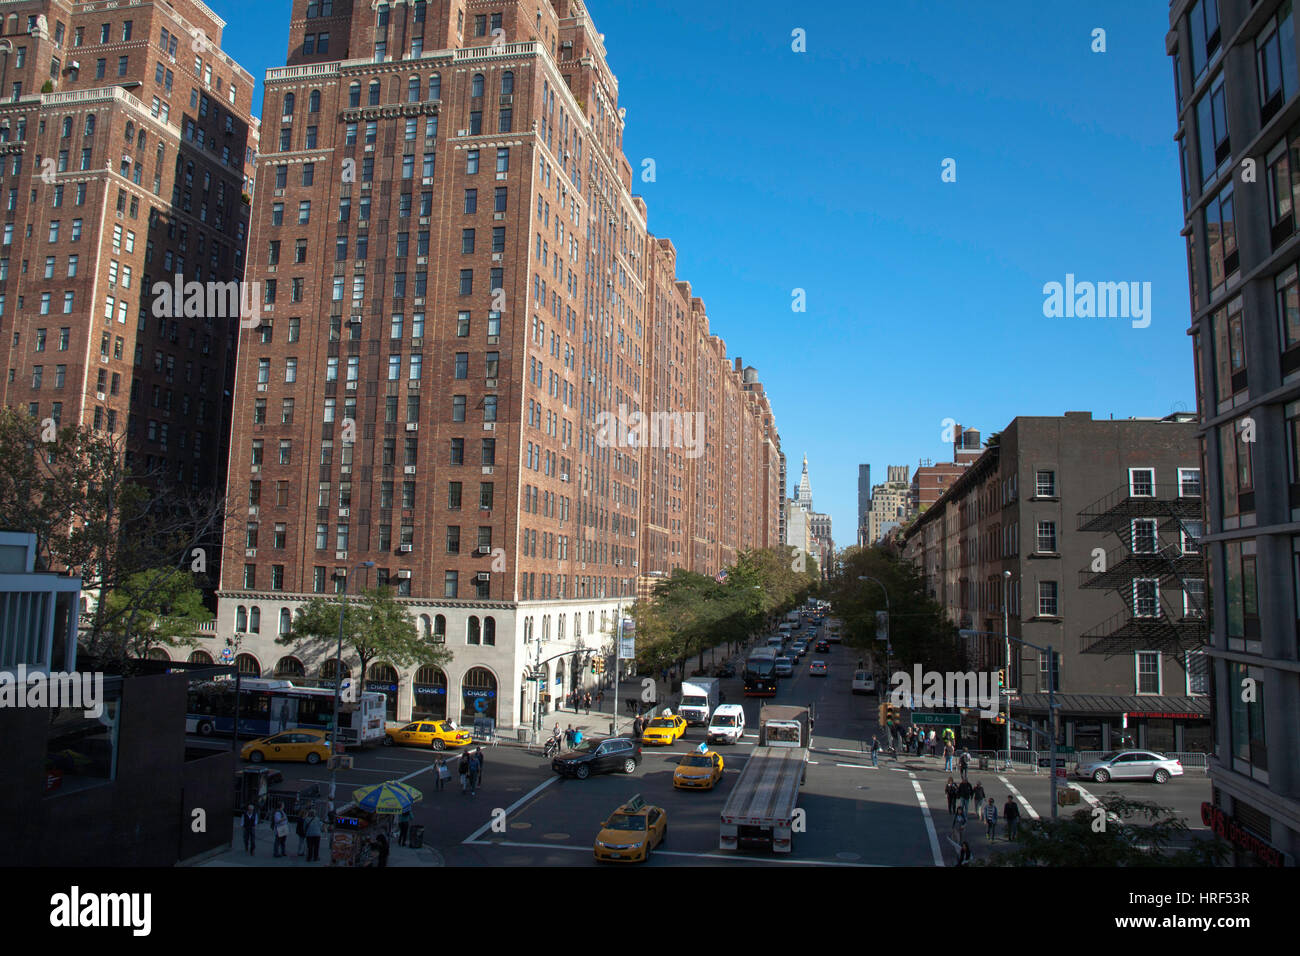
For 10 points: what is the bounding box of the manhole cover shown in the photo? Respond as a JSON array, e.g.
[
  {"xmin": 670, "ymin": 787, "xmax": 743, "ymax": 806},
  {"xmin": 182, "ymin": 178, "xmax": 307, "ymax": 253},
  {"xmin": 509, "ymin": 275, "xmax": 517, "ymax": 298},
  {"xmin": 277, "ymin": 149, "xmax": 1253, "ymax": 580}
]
[
  {"xmin": 836, "ymin": 851, "xmax": 861, "ymax": 861},
  {"xmin": 542, "ymin": 832, "xmax": 569, "ymax": 841},
  {"xmin": 510, "ymin": 821, "xmax": 531, "ymax": 830}
]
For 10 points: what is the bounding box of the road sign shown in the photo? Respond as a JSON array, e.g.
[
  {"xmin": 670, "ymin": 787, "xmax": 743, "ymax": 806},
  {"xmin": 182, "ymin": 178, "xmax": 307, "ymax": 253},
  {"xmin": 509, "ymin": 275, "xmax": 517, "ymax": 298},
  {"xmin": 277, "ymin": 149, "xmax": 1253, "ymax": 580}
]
[
  {"xmin": 911, "ymin": 713, "xmax": 960, "ymax": 726},
  {"xmin": 1038, "ymin": 757, "xmax": 1069, "ymax": 769},
  {"xmin": 1055, "ymin": 767, "xmax": 1067, "ymax": 779}
]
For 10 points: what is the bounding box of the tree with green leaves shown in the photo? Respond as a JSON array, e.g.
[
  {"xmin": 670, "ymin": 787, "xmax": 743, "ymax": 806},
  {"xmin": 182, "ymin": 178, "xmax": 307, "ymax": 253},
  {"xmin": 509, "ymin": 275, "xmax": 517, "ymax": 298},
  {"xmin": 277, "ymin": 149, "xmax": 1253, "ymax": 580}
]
[
  {"xmin": 824, "ymin": 544, "xmax": 963, "ymax": 677},
  {"xmin": 981, "ymin": 795, "xmax": 1227, "ymax": 866},
  {"xmin": 283, "ymin": 586, "xmax": 452, "ymax": 685},
  {"xmin": 0, "ymin": 407, "xmax": 226, "ymax": 670},
  {"xmin": 99, "ymin": 568, "xmax": 214, "ymax": 661}
]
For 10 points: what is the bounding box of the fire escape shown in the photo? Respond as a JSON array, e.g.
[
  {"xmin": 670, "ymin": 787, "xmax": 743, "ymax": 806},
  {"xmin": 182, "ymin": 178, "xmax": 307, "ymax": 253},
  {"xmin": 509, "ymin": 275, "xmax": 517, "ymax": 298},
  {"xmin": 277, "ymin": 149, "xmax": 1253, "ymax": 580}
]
[{"xmin": 1076, "ymin": 480, "xmax": 1208, "ymax": 656}]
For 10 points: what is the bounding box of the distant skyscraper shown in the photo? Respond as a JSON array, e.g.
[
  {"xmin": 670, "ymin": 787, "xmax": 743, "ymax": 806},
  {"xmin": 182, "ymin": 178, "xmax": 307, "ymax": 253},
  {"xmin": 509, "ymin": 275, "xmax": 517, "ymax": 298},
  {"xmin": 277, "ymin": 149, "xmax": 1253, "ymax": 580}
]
[{"xmin": 857, "ymin": 464, "xmax": 871, "ymax": 538}]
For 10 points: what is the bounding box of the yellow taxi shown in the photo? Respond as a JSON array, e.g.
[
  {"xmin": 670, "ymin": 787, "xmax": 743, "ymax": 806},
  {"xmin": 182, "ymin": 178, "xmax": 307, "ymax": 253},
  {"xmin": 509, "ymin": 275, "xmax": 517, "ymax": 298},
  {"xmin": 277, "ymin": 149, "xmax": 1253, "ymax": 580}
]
[
  {"xmin": 641, "ymin": 712, "xmax": 688, "ymax": 746},
  {"xmin": 241, "ymin": 728, "xmax": 332, "ymax": 765},
  {"xmin": 593, "ymin": 795, "xmax": 667, "ymax": 863},
  {"xmin": 383, "ymin": 719, "xmax": 473, "ymax": 751},
  {"xmin": 673, "ymin": 745, "xmax": 724, "ymax": 790}
]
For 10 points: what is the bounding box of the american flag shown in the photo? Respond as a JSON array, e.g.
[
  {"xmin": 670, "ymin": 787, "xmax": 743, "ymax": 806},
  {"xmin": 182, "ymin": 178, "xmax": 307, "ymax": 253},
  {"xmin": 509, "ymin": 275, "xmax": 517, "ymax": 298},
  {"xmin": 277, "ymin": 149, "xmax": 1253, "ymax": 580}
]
[{"xmin": 715, "ymin": 568, "xmax": 728, "ymax": 584}]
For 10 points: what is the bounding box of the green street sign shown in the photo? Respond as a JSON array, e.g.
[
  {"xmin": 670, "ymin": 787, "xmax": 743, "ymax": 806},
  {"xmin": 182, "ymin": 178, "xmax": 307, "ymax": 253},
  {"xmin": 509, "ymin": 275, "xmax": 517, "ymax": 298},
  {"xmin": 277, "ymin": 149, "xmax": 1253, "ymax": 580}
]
[
  {"xmin": 1054, "ymin": 746, "xmax": 1075, "ymax": 754},
  {"xmin": 911, "ymin": 713, "xmax": 960, "ymax": 726}
]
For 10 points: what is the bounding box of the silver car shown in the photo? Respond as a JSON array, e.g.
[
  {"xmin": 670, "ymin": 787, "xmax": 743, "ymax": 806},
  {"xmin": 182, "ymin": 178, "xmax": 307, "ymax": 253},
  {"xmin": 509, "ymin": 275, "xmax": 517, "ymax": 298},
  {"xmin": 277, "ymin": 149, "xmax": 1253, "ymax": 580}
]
[{"xmin": 1076, "ymin": 750, "xmax": 1183, "ymax": 784}]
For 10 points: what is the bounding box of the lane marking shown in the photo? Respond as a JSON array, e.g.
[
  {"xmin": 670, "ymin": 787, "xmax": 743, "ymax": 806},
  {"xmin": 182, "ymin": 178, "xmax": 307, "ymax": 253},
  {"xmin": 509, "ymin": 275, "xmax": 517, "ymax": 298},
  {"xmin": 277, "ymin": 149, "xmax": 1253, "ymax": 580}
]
[
  {"xmin": 1068, "ymin": 781, "xmax": 1119, "ymax": 823},
  {"xmin": 835, "ymin": 763, "xmax": 875, "ymax": 769},
  {"xmin": 462, "ymin": 775, "xmax": 561, "ymax": 843},
  {"xmin": 464, "ymin": 838, "xmax": 882, "ymax": 866},
  {"xmin": 996, "ymin": 775, "xmax": 1039, "ymax": 821},
  {"xmin": 908, "ymin": 772, "xmax": 945, "ymax": 867}
]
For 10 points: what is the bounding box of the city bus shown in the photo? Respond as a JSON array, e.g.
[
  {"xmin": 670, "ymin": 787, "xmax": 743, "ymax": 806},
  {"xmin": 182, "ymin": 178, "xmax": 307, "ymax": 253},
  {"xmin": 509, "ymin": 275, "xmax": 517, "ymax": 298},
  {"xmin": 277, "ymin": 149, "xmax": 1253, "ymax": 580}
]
[
  {"xmin": 185, "ymin": 678, "xmax": 388, "ymax": 747},
  {"xmin": 744, "ymin": 648, "xmax": 779, "ymax": 697}
]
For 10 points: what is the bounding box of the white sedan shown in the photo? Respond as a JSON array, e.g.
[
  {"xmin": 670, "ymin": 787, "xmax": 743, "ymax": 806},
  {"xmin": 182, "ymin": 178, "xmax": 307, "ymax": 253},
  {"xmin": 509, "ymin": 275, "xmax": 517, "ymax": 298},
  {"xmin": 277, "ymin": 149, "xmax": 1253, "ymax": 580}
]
[{"xmin": 1076, "ymin": 751, "xmax": 1183, "ymax": 784}]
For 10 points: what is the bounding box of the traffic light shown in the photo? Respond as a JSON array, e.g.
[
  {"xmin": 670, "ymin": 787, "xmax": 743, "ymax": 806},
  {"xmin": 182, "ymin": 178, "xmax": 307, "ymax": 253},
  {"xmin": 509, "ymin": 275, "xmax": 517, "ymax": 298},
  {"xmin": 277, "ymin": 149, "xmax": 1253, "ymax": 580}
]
[
  {"xmin": 997, "ymin": 669, "xmax": 1005, "ymax": 690},
  {"xmin": 877, "ymin": 703, "xmax": 887, "ymax": 726},
  {"xmin": 590, "ymin": 658, "xmax": 598, "ymax": 674},
  {"xmin": 884, "ymin": 703, "xmax": 900, "ymax": 726}
]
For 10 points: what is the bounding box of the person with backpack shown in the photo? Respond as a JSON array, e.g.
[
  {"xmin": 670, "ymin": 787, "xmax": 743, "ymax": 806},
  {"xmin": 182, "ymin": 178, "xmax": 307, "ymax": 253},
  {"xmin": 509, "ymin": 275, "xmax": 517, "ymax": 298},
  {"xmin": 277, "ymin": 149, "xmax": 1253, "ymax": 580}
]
[
  {"xmin": 304, "ymin": 808, "xmax": 323, "ymax": 862},
  {"xmin": 1004, "ymin": 796, "xmax": 1021, "ymax": 840},
  {"xmin": 945, "ymin": 777, "xmax": 959, "ymax": 815},
  {"xmin": 957, "ymin": 777, "xmax": 973, "ymax": 815},
  {"xmin": 982, "ymin": 797, "xmax": 999, "ymax": 840},
  {"xmin": 271, "ymin": 802, "xmax": 289, "ymax": 858}
]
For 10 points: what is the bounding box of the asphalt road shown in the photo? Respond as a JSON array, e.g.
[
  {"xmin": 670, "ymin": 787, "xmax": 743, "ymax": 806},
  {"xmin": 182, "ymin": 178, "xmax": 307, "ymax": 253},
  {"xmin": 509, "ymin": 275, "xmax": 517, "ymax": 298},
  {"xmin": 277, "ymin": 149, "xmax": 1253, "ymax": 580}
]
[{"xmin": 237, "ymin": 632, "xmax": 1214, "ymax": 866}]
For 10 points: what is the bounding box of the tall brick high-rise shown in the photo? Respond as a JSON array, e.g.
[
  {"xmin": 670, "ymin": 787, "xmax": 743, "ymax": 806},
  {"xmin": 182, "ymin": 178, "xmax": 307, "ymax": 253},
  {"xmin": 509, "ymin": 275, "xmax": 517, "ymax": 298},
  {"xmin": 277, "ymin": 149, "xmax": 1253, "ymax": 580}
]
[
  {"xmin": 0, "ymin": 1, "xmax": 257, "ymax": 512},
  {"xmin": 211, "ymin": 0, "xmax": 781, "ymax": 729}
]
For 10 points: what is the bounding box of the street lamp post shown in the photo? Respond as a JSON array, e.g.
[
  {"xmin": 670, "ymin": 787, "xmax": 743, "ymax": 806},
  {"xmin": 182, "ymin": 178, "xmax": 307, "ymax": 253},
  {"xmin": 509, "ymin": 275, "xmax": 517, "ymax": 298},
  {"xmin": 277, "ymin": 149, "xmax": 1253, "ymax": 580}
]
[
  {"xmin": 1003, "ymin": 570, "xmax": 1012, "ymax": 771},
  {"xmin": 329, "ymin": 560, "xmax": 374, "ymax": 822},
  {"xmin": 857, "ymin": 575, "xmax": 891, "ymax": 690}
]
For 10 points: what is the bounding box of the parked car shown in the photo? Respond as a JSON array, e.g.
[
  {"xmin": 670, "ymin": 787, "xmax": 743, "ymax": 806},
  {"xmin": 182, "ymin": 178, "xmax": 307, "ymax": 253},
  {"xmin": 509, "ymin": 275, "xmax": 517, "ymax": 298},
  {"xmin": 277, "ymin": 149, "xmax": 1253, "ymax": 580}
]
[
  {"xmin": 553, "ymin": 737, "xmax": 642, "ymax": 779},
  {"xmin": 241, "ymin": 728, "xmax": 332, "ymax": 765},
  {"xmin": 1075, "ymin": 750, "xmax": 1183, "ymax": 784}
]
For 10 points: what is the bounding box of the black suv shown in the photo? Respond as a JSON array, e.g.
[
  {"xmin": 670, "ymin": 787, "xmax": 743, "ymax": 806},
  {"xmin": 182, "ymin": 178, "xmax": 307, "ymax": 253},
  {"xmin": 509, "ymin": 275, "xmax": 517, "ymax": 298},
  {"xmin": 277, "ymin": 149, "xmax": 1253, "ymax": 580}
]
[{"xmin": 552, "ymin": 736, "xmax": 642, "ymax": 779}]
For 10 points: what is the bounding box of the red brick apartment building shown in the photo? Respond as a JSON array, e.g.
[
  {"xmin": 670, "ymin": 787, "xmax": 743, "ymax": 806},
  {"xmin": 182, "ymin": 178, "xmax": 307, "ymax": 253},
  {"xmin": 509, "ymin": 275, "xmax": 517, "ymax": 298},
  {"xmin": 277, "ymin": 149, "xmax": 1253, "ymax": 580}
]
[
  {"xmin": 0, "ymin": 0, "xmax": 257, "ymax": 512},
  {"xmin": 210, "ymin": 0, "xmax": 781, "ymax": 728}
]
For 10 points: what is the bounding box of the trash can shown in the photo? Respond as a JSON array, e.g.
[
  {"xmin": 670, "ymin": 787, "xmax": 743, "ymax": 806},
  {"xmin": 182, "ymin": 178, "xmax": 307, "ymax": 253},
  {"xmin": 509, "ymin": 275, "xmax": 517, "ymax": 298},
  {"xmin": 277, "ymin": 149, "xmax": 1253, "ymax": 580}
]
[
  {"xmin": 979, "ymin": 755, "xmax": 990, "ymax": 770},
  {"xmin": 518, "ymin": 727, "xmax": 530, "ymax": 743},
  {"xmin": 409, "ymin": 824, "xmax": 425, "ymax": 849}
]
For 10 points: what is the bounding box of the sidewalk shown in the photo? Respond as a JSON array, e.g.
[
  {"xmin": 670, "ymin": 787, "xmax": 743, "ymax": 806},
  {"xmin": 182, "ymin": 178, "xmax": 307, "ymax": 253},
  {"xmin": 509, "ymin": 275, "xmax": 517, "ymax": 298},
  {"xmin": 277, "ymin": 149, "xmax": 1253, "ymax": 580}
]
[{"xmin": 190, "ymin": 829, "xmax": 444, "ymax": 867}]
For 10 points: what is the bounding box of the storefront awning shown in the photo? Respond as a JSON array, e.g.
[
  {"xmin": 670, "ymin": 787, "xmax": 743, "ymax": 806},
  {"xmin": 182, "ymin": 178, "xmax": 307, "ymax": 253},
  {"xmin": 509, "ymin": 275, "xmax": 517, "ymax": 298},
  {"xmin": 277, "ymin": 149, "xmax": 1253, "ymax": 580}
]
[{"xmin": 1011, "ymin": 693, "xmax": 1209, "ymax": 718}]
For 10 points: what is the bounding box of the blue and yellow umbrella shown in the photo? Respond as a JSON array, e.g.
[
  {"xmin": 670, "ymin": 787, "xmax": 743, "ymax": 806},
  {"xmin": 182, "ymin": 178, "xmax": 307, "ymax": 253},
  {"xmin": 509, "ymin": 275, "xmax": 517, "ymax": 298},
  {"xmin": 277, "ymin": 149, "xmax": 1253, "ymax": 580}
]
[{"xmin": 352, "ymin": 780, "xmax": 423, "ymax": 814}]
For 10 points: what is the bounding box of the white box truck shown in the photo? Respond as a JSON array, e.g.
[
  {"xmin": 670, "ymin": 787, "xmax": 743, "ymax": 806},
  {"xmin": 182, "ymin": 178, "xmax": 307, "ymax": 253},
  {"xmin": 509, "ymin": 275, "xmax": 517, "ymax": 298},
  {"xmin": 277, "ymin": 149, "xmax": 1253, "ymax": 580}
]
[
  {"xmin": 678, "ymin": 677, "xmax": 720, "ymax": 726},
  {"xmin": 719, "ymin": 704, "xmax": 811, "ymax": 854}
]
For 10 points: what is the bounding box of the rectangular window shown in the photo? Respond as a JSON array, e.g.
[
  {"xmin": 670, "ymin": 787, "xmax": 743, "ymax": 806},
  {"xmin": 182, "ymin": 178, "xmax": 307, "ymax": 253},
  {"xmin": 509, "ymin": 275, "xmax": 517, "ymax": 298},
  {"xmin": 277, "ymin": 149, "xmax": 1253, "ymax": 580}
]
[
  {"xmin": 1136, "ymin": 651, "xmax": 1161, "ymax": 694},
  {"xmin": 1037, "ymin": 581, "xmax": 1058, "ymax": 617},
  {"xmin": 1035, "ymin": 520, "xmax": 1056, "ymax": 553}
]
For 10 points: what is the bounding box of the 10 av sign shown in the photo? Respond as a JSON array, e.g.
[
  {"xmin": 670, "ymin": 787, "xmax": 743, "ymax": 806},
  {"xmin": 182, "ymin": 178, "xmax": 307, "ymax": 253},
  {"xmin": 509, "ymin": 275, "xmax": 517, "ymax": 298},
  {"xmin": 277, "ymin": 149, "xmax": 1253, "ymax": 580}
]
[{"xmin": 911, "ymin": 713, "xmax": 960, "ymax": 726}]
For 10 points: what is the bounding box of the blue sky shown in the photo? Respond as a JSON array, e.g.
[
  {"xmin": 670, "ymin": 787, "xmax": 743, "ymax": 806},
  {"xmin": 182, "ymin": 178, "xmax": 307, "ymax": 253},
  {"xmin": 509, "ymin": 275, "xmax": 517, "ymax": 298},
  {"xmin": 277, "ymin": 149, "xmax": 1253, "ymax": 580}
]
[{"xmin": 213, "ymin": 0, "xmax": 1192, "ymax": 546}]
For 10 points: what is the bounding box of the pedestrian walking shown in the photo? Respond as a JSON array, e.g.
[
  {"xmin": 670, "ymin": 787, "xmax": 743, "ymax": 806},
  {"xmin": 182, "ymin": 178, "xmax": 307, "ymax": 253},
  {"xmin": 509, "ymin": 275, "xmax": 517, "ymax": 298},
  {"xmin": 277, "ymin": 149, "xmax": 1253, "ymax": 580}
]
[
  {"xmin": 304, "ymin": 808, "xmax": 323, "ymax": 862},
  {"xmin": 573, "ymin": 727, "xmax": 583, "ymax": 748},
  {"xmin": 633, "ymin": 715, "xmax": 644, "ymax": 738},
  {"xmin": 928, "ymin": 730, "xmax": 936, "ymax": 756},
  {"xmin": 241, "ymin": 804, "xmax": 258, "ymax": 856},
  {"xmin": 436, "ymin": 756, "xmax": 450, "ymax": 791},
  {"xmin": 271, "ymin": 802, "xmax": 289, "ymax": 858},
  {"xmin": 468, "ymin": 750, "xmax": 481, "ymax": 795},
  {"xmin": 959, "ymin": 749, "xmax": 970, "ymax": 781},
  {"xmin": 458, "ymin": 752, "xmax": 470, "ymax": 794},
  {"xmin": 943, "ymin": 741, "xmax": 955, "ymax": 771},
  {"xmin": 870, "ymin": 737, "xmax": 880, "ymax": 767},
  {"xmin": 473, "ymin": 746, "xmax": 485, "ymax": 786},
  {"xmin": 982, "ymin": 797, "xmax": 999, "ymax": 840},
  {"xmin": 564, "ymin": 724, "xmax": 575, "ymax": 750},
  {"xmin": 945, "ymin": 777, "xmax": 958, "ymax": 815},
  {"xmin": 952, "ymin": 804, "xmax": 967, "ymax": 843},
  {"xmin": 583, "ymin": 692, "xmax": 592, "ymax": 715},
  {"xmin": 957, "ymin": 778, "xmax": 973, "ymax": 815},
  {"xmin": 1004, "ymin": 797, "xmax": 1021, "ymax": 840},
  {"xmin": 596, "ymin": 690, "xmax": 604, "ymax": 712},
  {"xmin": 398, "ymin": 808, "xmax": 412, "ymax": 846},
  {"xmin": 296, "ymin": 810, "xmax": 308, "ymax": 857},
  {"xmin": 973, "ymin": 781, "xmax": 986, "ymax": 806}
]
